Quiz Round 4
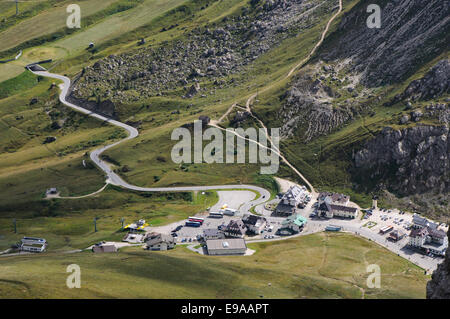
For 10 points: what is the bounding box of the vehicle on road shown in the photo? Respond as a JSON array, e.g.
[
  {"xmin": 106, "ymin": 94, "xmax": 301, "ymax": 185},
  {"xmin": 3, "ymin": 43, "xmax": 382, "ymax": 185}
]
[
  {"xmin": 379, "ymin": 225, "xmax": 394, "ymax": 234},
  {"xmin": 325, "ymin": 225, "xmax": 342, "ymax": 232},
  {"xmin": 185, "ymin": 221, "xmax": 202, "ymax": 227},
  {"xmin": 172, "ymin": 225, "xmax": 183, "ymax": 232},
  {"xmin": 221, "ymin": 208, "xmax": 237, "ymax": 216},
  {"xmin": 208, "ymin": 212, "xmax": 224, "ymax": 218}
]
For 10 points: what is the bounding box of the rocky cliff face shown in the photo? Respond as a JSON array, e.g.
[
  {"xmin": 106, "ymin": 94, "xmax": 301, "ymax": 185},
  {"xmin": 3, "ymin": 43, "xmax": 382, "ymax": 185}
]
[
  {"xmin": 320, "ymin": 0, "xmax": 449, "ymax": 87},
  {"xmin": 427, "ymin": 229, "xmax": 450, "ymax": 299},
  {"xmin": 278, "ymin": 67, "xmax": 359, "ymax": 141},
  {"xmin": 353, "ymin": 125, "xmax": 449, "ymax": 196},
  {"xmin": 278, "ymin": 1, "xmax": 450, "ymax": 142},
  {"xmin": 389, "ymin": 59, "xmax": 450, "ymax": 105}
]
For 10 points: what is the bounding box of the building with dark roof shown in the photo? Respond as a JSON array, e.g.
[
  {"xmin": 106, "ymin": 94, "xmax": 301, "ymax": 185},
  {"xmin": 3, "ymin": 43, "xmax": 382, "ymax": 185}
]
[
  {"xmin": 145, "ymin": 233, "xmax": 175, "ymax": 251},
  {"xmin": 273, "ymin": 203, "xmax": 296, "ymax": 216},
  {"xmin": 412, "ymin": 214, "xmax": 438, "ymax": 230},
  {"xmin": 201, "ymin": 228, "xmax": 225, "ymax": 241},
  {"xmin": 388, "ymin": 229, "xmax": 405, "ymax": 242},
  {"xmin": 224, "ymin": 219, "xmax": 247, "ymax": 238}
]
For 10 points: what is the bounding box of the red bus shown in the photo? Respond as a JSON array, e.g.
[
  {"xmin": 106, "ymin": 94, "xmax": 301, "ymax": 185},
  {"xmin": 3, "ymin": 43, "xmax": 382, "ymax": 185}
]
[{"xmin": 188, "ymin": 217, "xmax": 204, "ymax": 224}]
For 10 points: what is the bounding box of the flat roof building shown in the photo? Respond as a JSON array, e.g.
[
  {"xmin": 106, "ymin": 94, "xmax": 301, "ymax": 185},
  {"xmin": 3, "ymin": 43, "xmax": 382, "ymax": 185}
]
[{"xmin": 206, "ymin": 238, "xmax": 247, "ymax": 256}]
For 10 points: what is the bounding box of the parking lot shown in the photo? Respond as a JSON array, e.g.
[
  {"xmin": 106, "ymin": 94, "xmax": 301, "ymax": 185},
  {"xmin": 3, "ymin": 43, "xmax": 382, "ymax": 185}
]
[
  {"xmin": 364, "ymin": 208, "xmax": 414, "ymax": 234},
  {"xmin": 173, "ymin": 214, "xmax": 287, "ymax": 243},
  {"xmin": 363, "ymin": 207, "xmax": 448, "ymax": 236},
  {"xmin": 144, "ymin": 184, "xmax": 447, "ymax": 271}
]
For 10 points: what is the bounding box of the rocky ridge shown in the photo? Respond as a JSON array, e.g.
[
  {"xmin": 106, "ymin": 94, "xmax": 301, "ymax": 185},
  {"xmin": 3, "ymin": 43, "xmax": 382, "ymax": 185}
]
[
  {"xmin": 320, "ymin": 0, "xmax": 449, "ymax": 87},
  {"xmin": 278, "ymin": 61, "xmax": 366, "ymax": 141},
  {"xmin": 389, "ymin": 59, "xmax": 450, "ymax": 105}
]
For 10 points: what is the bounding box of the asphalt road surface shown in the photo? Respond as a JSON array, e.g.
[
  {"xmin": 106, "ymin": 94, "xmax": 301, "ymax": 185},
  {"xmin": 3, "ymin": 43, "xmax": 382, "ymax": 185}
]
[{"xmin": 29, "ymin": 69, "xmax": 271, "ymax": 209}]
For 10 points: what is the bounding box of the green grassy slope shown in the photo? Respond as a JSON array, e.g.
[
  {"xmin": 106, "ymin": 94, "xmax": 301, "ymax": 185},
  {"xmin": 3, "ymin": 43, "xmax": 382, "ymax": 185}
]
[
  {"xmin": 0, "ymin": 0, "xmax": 121, "ymax": 52},
  {"xmin": 0, "ymin": 187, "xmax": 217, "ymax": 251},
  {"xmin": 0, "ymin": 232, "xmax": 428, "ymax": 298}
]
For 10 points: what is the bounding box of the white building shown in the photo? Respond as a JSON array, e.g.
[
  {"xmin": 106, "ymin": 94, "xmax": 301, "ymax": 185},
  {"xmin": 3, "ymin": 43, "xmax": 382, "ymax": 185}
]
[
  {"xmin": 409, "ymin": 226, "xmax": 447, "ymax": 256},
  {"xmin": 318, "ymin": 192, "xmax": 350, "ymax": 206},
  {"xmin": 274, "ymin": 185, "xmax": 310, "ymax": 216},
  {"xmin": 317, "ymin": 202, "xmax": 358, "ymax": 219},
  {"xmin": 242, "ymin": 214, "xmax": 267, "ymax": 234},
  {"xmin": 20, "ymin": 237, "xmax": 47, "ymax": 253}
]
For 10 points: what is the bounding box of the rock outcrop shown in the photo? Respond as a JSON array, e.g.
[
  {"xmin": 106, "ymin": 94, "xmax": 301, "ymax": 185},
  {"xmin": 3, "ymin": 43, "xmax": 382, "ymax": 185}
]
[
  {"xmin": 278, "ymin": 69, "xmax": 360, "ymax": 141},
  {"xmin": 320, "ymin": 0, "xmax": 449, "ymax": 87},
  {"xmin": 427, "ymin": 229, "xmax": 450, "ymax": 299},
  {"xmin": 354, "ymin": 125, "xmax": 449, "ymax": 195},
  {"xmin": 389, "ymin": 59, "xmax": 450, "ymax": 104}
]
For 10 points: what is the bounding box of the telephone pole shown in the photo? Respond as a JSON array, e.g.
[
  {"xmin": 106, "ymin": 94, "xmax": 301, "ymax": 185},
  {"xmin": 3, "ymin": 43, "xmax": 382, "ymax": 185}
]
[{"xmin": 15, "ymin": 0, "xmax": 19, "ymax": 15}]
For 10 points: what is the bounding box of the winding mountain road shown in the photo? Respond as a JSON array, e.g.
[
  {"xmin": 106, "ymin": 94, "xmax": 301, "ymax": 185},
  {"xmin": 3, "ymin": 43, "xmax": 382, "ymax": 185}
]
[
  {"xmin": 28, "ymin": 69, "xmax": 271, "ymax": 209},
  {"xmin": 27, "ymin": 0, "xmax": 344, "ymax": 208}
]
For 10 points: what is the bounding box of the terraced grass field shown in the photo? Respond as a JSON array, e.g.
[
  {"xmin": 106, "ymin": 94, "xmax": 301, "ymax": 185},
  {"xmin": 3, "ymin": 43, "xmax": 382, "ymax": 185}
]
[
  {"xmin": 0, "ymin": 0, "xmax": 120, "ymax": 52},
  {"xmin": 0, "ymin": 232, "xmax": 428, "ymax": 298},
  {"xmin": 52, "ymin": 0, "xmax": 187, "ymax": 54}
]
